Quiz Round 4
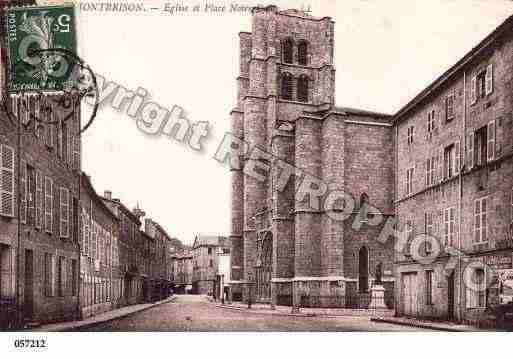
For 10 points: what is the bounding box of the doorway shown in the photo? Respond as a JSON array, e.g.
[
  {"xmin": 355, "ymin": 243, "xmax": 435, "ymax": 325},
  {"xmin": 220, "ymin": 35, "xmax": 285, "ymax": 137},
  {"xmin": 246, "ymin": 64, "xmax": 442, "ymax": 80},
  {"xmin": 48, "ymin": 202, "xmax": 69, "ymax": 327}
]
[
  {"xmin": 402, "ymin": 272, "xmax": 418, "ymax": 317},
  {"xmin": 24, "ymin": 249, "xmax": 34, "ymax": 320},
  {"xmin": 358, "ymin": 246, "xmax": 369, "ymax": 293},
  {"xmin": 447, "ymin": 272, "xmax": 455, "ymax": 320}
]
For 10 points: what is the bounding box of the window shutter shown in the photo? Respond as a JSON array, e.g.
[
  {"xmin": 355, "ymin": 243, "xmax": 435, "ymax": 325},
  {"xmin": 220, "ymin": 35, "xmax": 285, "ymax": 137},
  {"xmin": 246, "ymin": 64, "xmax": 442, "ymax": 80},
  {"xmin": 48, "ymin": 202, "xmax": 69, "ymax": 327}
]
[
  {"xmin": 51, "ymin": 255, "xmax": 56, "ymax": 297},
  {"xmin": 35, "ymin": 170, "xmax": 43, "ymax": 229},
  {"xmin": 454, "ymin": 141, "xmax": 460, "ymax": 175},
  {"xmin": 438, "ymin": 147, "xmax": 444, "ymax": 182},
  {"xmin": 468, "ymin": 132, "xmax": 474, "ymax": 169},
  {"xmin": 485, "ymin": 63, "xmax": 493, "ymax": 96},
  {"xmin": 60, "ymin": 187, "xmax": 69, "ymax": 238},
  {"xmin": 20, "ymin": 160, "xmax": 27, "ymax": 223},
  {"xmin": 58, "ymin": 120, "xmax": 63, "ymax": 159},
  {"xmin": 11, "ymin": 95, "xmax": 19, "ymax": 119},
  {"xmin": 45, "ymin": 105, "xmax": 54, "ymax": 148},
  {"xmin": 73, "ymin": 135, "xmax": 81, "ymax": 170},
  {"xmin": 470, "ymin": 76, "xmax": 477, "ymax": 104},
  {"xmin": 0, "ymin": 145, "xmax": 15, "ymax": 217},
  {"xmin": 487, "ymin": 120, "xmax": 496, "ymax": 162},
  {"xmin": 44, "ymin": 177, "xmax": 53, "ymax": 233},
  {"xmin": 426, "ymin": 158, "xmax": 430, "ymax": 187},
  {"xmin": 34, "ymin": 97, "xmax": 41, "ymax": 138}
]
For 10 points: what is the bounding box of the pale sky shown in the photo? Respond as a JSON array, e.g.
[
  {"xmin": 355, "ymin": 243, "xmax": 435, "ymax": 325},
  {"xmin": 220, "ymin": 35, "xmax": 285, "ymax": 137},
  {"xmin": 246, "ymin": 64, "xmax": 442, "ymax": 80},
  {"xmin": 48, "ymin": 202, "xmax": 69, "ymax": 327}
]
[{"xmin": 67, "ymin": 0, "xmax": 513, "ymax": 245}]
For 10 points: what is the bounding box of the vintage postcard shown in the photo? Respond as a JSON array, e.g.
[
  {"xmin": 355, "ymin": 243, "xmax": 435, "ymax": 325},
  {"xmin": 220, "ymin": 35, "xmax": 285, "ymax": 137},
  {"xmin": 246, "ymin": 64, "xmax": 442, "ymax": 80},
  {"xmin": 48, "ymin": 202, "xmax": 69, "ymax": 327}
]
[{"xmin": 0, "ymin": 0, "xmax": 513, "ymax": 356}]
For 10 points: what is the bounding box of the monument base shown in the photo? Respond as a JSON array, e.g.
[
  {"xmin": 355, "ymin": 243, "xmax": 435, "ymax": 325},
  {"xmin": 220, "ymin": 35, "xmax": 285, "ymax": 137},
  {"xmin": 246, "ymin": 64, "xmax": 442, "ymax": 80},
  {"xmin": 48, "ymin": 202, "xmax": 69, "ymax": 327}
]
[{"xmin": 369, "ymin": 284, "xmax": 387, "ymax": 309}]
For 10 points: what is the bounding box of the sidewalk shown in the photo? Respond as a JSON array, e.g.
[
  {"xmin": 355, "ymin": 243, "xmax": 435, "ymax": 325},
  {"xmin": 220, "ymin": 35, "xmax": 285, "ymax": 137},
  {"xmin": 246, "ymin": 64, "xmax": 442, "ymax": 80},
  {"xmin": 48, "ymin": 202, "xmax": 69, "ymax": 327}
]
[
  {"xmin": 216, "ymin": 301, "xmax": 395, "ymax": 318},
  {"xmin": 370, "ymin": 316, "xmax": 484, "ymax": 332},
  {"xmin": 33, "ymin": 296, "xmax": 176, "ymax": 332}
]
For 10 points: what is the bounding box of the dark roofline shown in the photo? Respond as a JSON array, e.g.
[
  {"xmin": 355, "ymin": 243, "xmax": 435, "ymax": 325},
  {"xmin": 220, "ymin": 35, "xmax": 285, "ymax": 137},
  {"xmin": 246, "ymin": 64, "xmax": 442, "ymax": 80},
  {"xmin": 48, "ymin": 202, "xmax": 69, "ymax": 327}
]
[
  {"xmin": 393, "ymin": 14, "xmax": 513, "ymax": 123},
  {"xmin": 334, "ymin": 106, "xmax": 392, "ymax": 119},
  {"xmin": 81, "ymin": 173, "xmax": 119, "ymax": 222},
  {"xmin": 101, "ymin": 195, "xmax": 141, "ymax": 225}
]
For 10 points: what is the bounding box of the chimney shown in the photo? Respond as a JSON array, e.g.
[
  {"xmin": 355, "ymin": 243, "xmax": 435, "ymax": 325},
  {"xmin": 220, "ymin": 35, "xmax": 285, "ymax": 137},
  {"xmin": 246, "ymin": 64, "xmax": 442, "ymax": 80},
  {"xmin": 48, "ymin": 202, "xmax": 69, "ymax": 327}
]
[{"xmin": 104, "ymin": 190, "xmax": 112, "ymax": 200}]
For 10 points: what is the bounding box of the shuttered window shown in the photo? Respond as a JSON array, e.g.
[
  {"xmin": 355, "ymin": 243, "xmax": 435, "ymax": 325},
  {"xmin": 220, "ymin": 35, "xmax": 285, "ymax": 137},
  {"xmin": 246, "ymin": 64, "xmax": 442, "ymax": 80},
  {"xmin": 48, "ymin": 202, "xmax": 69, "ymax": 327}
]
[
  {"xmin": 35, "ymin": 170, "xmax": 43, "ymax": 229},
  {"xmin": 470, "ymin": 75, "xmax": 477, "ymax": 105},
  {"xmin": 44, "ymin": 253, "xmax": 55, "ymax": 297},
  {"xmin": 474, "ymin": 197, "xmax": 487, "ymax": 243},
  {"xmin": 0, "ymin": 145, "xmax": 15, "ymax": 217},
  {"xmin": 59, "ymin": 187, "xmax": 70, "ymax": 238},
  {"xmin": 485, "ymin": 63, "xmax": 493, "ymax": 96},
  {"xmin": 487, "ymin": 120, "xmax": 496, "ymax": 162},
  {"xmin": 20, "ymin": 160, "xmax": 27, "ymax": 223},
  {"xmin": 44, "ymin": 177, "xmax": 53, "ymax": 233}
]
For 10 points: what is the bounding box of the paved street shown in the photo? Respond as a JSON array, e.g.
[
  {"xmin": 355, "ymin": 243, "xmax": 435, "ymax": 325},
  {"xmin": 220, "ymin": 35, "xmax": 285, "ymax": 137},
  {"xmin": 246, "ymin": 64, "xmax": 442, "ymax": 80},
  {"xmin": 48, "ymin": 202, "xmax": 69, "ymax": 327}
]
[{"xmin": 81, "ymin": 295, "xmax": 431, "ymax": 331}]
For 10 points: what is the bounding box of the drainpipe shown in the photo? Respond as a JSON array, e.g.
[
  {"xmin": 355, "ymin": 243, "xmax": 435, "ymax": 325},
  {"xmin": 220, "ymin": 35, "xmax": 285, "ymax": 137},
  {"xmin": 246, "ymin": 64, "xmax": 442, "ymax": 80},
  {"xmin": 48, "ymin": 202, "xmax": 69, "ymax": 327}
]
[
  {"xmin": 458, "ymin": 71, "xmax": 467, "ymax": 322},
  {"xmin": 15, "ymin": 94, "xmax": 22, "ymax": 328}
]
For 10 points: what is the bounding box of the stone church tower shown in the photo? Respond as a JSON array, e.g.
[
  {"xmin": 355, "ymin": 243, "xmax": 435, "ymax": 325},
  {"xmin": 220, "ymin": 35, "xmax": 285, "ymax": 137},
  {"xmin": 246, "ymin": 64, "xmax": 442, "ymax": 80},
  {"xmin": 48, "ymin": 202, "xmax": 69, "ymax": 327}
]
[{"xmin": 230, "ymin": 6, "xmax": 395, "ymax": 310}]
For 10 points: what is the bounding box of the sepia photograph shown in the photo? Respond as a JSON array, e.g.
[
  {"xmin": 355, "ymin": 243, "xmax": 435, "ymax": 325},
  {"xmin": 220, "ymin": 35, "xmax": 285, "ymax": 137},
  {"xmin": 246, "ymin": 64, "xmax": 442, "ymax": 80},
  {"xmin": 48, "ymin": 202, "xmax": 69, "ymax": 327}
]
[{"xmin": 0, "ymin": 0, "xmax": 513, "ymax": 356}]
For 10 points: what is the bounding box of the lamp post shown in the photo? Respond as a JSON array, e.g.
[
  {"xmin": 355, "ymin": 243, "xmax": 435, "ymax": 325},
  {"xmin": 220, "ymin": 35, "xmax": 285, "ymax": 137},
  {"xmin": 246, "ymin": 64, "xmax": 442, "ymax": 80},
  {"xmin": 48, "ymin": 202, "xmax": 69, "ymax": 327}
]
[{"xmin": 247, "ymin": 273, "xmax": 253, "ymax": 309}]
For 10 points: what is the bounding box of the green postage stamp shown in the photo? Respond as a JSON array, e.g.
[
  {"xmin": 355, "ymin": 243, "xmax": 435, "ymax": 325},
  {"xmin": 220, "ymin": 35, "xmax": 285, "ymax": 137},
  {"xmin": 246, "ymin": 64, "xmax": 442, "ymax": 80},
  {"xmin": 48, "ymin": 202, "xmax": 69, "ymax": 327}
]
[{"xmin": 5, "ymin": 5, "xmax": 77, "ymax": 93}]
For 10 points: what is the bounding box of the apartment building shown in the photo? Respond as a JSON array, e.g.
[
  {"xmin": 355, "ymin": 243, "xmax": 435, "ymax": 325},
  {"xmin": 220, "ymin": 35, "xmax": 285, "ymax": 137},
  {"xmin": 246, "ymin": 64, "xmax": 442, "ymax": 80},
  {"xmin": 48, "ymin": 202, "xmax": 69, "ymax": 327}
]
[
  {"xmin": 394, "ymin": 15, "xmax": 513, "ymax": 324},
  {"xmin": 79, "ymin": 173, "xmax": 120, "ymax": 317},
  {"xmin": 192, "ymin": 235, "xmax": 230, "ymax": 295}
]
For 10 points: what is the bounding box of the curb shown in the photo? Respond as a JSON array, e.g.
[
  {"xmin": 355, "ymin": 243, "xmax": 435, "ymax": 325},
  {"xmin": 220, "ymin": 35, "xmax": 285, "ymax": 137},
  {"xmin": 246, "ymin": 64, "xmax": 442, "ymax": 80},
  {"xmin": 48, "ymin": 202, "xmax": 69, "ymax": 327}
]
[
  {"xmin": 370, "ymin": 317, "xmax": 475, "ymax": 332},
  {"xmin": 35, "ymin": 296, "xmax": 177, "ymax": 332},
  {"xmin": 216, "ymin": 304, "xmax": 312, "ymax": 317},
  {"xmin": 216, "ymin": 305, "xmax": 389, "ymax": 319}
]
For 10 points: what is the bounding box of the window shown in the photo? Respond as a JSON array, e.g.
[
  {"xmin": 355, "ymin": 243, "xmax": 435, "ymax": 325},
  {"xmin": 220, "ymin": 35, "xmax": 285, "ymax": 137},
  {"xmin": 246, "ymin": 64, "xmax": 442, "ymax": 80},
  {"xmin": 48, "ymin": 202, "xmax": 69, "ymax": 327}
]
[
  {"xmin": 0, "ymin": 144, "xmax": 15, "ymax": 217},
  {"xmin": 281, "ymin": 73, "xmax": 293, "ymax": 100},
  {"xmin": 427, "ymin": 110, "xmax": 436, "ymax": 135},
  {"xmin": 426, "ymin": 156, "xmax": 436, "ymax": 187},
  {"xmin": 44, "ymin": 177, "xmax": 53, "ymax": 233},
  {"xmin": 444, "ymin": 207, "xmax": 457, "ymax": 246},
  {"xmin": 406, "ymin": 167, "xmax": 414, "ymax": 196},
  {"xmin": 407, "ymin": 126, "xmax": 414, "ymax": 145},
  {"xmin": 511, "ymin": 188, "xmax": 513, "ymax": 224},
  {"xmin": 466, "ymin": 268, "xmax": 486, "ymax": 308},
  {"xmin": 298, "ymin": 40, "xmax": 308, "ymax": 66},
  {"xmin": 426, "ymin": 270, "xmax": 433, "ymax": 305},
  {"xmin": 474, "ymin": 126, "xmax": 488, "ymax": 167},
  {"xmin": 297, "ymin": 75, "xmax": 309, "ymax": 102},
  {"xmin": 27, "ymin": 165, "xmax": 35, "ymax": 226},
  {"xmin": 474, "ymin": 197, "xmax": 487, "ymax": 243},
  {"xmin": 208, "ymin": 247, "xmax": 212, "ymax": 255},
  {"xmin": 282, "ymin": 38, "xmax": 293, "ymax": 64},
  {"xmin": 209, "ymin": 259, "xmax": 213, "ymax": 267},
  {"xmin": 445, "ymin": 94, "xmax": 454, "ymax": 121},
  {"xmin": 471, "ymin": 64, "xmax": 493, "ymax": 104},
  {"xmin": 35, "ymin": 170, "xmax": 43, "ymax": 229},
  {"xmin": 404, "ymin": 220, "xmax": 413, "ymax": 256},
  {"xmin": 443, "ymin": 144, "xmax": 454, "ymax": 179},
  {"xmin": 44, "ymin": 253, "xmax": 55, "ymax": 297},
  {"xmin": 60, "ymin": 187, "xmax": 70, "ymax": 238},
  {"xmin": 425, "ymin": 212, "xmax": 434, "ymax": 236},
  {"xmin": 20, "ymin": 160, "xmax": 27, "ymax": 223}
]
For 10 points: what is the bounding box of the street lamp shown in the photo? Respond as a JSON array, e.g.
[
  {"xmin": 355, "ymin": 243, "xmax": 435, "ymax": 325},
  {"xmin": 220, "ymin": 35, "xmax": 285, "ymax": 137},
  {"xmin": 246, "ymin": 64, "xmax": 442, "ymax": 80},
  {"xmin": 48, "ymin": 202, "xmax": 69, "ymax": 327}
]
[{"xmin": 247, "ymin": 273, "xmax": 253, "ymax": 309}]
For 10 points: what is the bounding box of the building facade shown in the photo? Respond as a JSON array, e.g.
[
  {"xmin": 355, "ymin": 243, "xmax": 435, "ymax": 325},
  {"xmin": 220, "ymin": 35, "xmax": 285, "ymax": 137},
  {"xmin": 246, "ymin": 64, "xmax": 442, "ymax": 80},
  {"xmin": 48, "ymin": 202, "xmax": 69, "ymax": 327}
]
[
  {"xmin": 393, "ymin": 15, "xmax": 513, "ymax": 325},
  {"xmin": 172, "ymin": 249, "xmax": 193, "ymax": 294},
  {"xmin": 79, "ymin": 173, "xmax": 120, "ymax": 318},
  {"xmin": 229, "ymin": 6, "xmax": 395, "ymax": 309},
  {"xmin": 0, "ymin": 0, "xmax": 82, "ymax": 328},
  {"xmin": 192, "ymin": 235, "xmax": 230, "ymax": 295},
  {"xmin": 101, "ymin": 192, "xmax": 145, "ymax": 306}
]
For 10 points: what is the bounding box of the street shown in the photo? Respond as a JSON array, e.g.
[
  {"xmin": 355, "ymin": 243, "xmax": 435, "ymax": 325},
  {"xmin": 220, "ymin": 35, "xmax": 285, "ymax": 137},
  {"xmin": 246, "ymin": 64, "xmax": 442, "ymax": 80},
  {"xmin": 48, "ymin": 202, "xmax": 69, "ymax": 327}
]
[{"xmin": 81, "ymin": 295, "xmax": 431, "ymax": 331}]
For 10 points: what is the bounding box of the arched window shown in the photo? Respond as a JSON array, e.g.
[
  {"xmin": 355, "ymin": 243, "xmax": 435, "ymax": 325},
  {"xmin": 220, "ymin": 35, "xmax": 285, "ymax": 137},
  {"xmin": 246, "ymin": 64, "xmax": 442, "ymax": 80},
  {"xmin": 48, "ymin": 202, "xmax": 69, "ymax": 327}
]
[
  {"xmin": 298, "ymin": 40, "xmax": 308, "ymax": 66},
  {"xmin": 282, "ymin": 38, "xmax": 293, "ymax": 64},
  {"xmin": 297, "ymin": 75, "xmax": 309, "ymax": 102},
  {"xmin": 281, "ymin": 73, "xmax": 293, "ymax": 100}
]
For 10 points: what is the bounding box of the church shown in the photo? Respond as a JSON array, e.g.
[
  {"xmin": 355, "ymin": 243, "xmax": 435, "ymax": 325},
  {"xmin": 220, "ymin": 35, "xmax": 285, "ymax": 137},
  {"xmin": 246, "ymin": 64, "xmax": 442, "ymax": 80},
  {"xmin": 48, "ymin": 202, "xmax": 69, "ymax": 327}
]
[{"xmin": 229, "ymin": 6, "xmax": 396, "ymax": 309}]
